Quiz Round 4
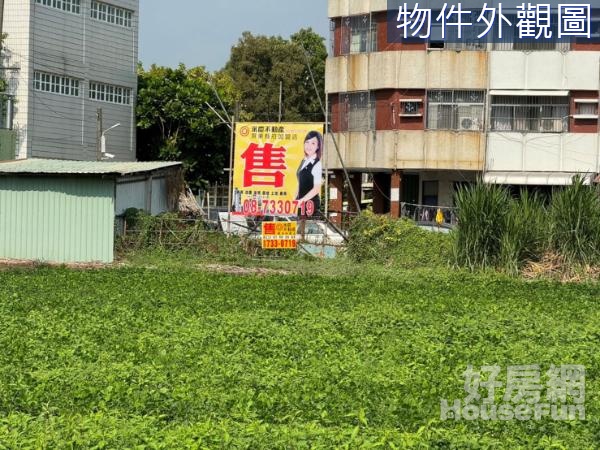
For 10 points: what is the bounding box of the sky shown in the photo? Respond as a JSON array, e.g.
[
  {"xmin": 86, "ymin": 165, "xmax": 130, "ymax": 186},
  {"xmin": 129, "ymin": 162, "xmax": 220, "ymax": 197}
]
[{"xmin": 138, "ymin": 0, "xmax": 330, "ymax": 72}]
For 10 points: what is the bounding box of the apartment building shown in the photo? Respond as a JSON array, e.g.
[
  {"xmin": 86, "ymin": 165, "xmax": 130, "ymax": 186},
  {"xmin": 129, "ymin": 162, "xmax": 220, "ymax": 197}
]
[
  {"xmin": 2, "ymin": 0, "xmax": 139, "ymax": 161},
  {"xmin": 326, "ymin": 0, "xmax": 600, "ymax": 220}
]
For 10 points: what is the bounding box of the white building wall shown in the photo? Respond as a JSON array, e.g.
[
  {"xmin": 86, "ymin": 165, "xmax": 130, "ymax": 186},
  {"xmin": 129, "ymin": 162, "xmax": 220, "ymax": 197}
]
[
  {"xmin": 487, "ymin": 133, "xmax": 599, "ymax": 174},
  {"xmin": 328, "ymin": 0, "xmax": 387, "ymax": 17},
  {"xmin": 4, "ymin": 0, "xmax": 33, "ymax": 159},
  {"xmin": 4, "ymin": 0, "xmax": 138, "ymax": 161},
  {"xmin": 490, "ymin": 51, "xmax": 600, "ymax": 91}
]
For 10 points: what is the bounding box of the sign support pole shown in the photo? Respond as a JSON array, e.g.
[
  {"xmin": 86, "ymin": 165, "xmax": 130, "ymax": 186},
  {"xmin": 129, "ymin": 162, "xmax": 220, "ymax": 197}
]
[{"xmin": 227, "ymin": 117, "xmax": 236, "ymax": 235}]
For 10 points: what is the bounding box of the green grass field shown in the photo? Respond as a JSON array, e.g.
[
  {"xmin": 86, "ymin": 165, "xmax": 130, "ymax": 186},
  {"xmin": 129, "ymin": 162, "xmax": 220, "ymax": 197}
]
[{"xmin": 0, "ymin": 264, "xmax": 598, "ymax": 448}]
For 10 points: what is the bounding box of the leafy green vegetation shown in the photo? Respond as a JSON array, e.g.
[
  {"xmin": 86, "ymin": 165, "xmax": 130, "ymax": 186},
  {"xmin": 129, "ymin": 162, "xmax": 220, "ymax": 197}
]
[
  {"xmin": 0, "ymin": 266, "xmax": 597, "ymax": 448},
  {"xmin": 347, "ymin": 211, "xmax": 452, "ymax": 268},
  {"xmin": 136, "ymin": 64, "xmax": 236, "ymax": 189},
  {"xmin": 224, "ymin": 28, "xmax": 327, "ymax": 123}
]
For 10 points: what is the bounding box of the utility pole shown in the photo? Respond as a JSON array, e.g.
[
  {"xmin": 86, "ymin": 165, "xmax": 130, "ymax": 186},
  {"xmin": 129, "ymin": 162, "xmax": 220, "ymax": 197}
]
[
  {"xmin": 96, "ymin": 108, "xmax": 103, "ymax": 161},
  {"xmin": 0, "ymin": 0, "xmax": 5, "ymax": 47}
]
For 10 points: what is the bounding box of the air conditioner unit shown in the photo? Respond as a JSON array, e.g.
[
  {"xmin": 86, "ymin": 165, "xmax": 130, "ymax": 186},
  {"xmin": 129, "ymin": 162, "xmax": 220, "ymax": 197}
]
[{"xmin": 458, "ymin": 116, "xmax": 480, "ymax": 131}]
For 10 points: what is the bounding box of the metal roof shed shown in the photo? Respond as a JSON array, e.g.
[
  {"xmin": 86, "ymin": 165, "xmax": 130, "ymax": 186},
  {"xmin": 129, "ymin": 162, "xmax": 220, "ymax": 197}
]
[{"xmin": 0, "ymin": 159, "xmax": 182, "ymax": 264}]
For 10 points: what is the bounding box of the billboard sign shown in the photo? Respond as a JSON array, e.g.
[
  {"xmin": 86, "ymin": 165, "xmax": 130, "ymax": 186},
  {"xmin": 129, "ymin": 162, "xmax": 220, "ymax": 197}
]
[
  {"xmin": 261, "ymin": 221, "xmax": 298, "ymax": 250},
  {"xmin": 232, "ymin": 122, "xmax": 325, "ymax": 218}
]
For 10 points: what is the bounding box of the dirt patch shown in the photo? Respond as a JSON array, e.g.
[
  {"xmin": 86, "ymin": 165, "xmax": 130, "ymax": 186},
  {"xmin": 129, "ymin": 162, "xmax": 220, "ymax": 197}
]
[{"xmin": 198, "ymin": 264, "xmax": 291, "ymax": 276}]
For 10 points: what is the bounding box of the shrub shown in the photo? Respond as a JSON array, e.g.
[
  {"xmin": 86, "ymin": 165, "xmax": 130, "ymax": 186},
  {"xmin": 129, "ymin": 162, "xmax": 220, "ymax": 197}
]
[{"xmin": 347, "ymin": 211, "xmax": 452, "ymax": 267}]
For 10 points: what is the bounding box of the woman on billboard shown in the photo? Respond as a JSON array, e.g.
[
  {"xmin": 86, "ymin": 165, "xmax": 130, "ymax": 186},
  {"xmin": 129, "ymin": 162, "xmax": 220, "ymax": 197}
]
[{"xmin": 295, "ymin": 130, "xmax": 323, "ymax": 217}]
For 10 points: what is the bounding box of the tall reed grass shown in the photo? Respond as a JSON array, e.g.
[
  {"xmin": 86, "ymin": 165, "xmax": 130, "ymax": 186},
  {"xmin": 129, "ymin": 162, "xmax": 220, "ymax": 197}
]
[
  {"xmin": 453, "ymin": 183, "xmax": 511, "ymax": 270},
  {"xmin": 500, "ymin": 191, "xmax": 547, "ymax": 275},
  {"xmin": 455, "ymin": 177, "xmax": 600, "ymax": 273},
  {"xmin": 549, "ymin": 176, "xmax": 600, "ymax": 265}
]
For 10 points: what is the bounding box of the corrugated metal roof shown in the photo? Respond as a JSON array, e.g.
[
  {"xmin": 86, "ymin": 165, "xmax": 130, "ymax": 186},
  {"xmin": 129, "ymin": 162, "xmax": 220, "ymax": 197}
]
[{"xmin": 0, "ymin": 159, "xmax": 181, "ymax": 176}]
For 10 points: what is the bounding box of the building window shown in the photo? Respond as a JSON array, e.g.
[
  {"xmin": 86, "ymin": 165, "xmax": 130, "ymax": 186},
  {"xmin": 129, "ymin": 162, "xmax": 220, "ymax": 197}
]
[
  {"xmin": 91, "ymin": 1, "xmax": 133, "ymax": 28},
  {"xmin": 33, "ymin": 71, "xmax": 80, "ymax": 97},
  {"xmin": 574, "ymin": 99, "xmax": 599, "ymax": 119},
  {"xmin": 340, "ymin": 15, "xmax": 378, "ymax": 55},
  {"xmin": 493, "ymin": 18, "xmax": 569, "ymax": 51},
  {"xmin": 428, "ymin": 11, "xmax": 487, "ymax": 50},
  {"xmin": 35, "ymin": 0, "xmax": 81, "ymax": 14},
  {"xmin": 494, "ymin": 40, "xmax": 570, "ymax": 51},
  {"xmin": 89, "ymin": 81, "xmax": 132, "ymax": 105},
  {"xmin": 400, "ymin": 100, "xmax": 423, "ymax": 117},
  {"xmin": 491, "ymin": 96, "xmax": 569, "ymax": 132},
  {"xmin": 344, "ymin": 92, "xmax": 376, "ymax": 131},
  {"xmin": 427, "ymin": 90, "xmax": 485, "ymax": 131}
]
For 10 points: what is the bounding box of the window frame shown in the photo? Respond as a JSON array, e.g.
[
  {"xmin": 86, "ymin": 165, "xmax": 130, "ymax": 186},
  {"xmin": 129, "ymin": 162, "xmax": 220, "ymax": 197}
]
[
  {"xmin": 35, "ymin": 0, "xmax": 81, "ymax": 15},
  {"xmin": 343, "ymin": 91, "xmax": 376, "ymax": 132},
  {"xmin": 90, "ymin": 0, "xmax": 133, "ymax": 28},
  {"xmin": 490, "ymin": 95, "xmax": 570, "ymax": 133},
  {"xmin": 33, "ymin": 71, "xmax": 80, "ymax": 97},
  {"xmin": 88, "ymin": 81, "xmax": 133, "ymax": 106},
  {"xmin": 340, "ymin": 14, "xmax": 378, "ymax": 55},
  {"xmin": 426, "ymin": 90, "xmax": 486, "ymax": 131}
]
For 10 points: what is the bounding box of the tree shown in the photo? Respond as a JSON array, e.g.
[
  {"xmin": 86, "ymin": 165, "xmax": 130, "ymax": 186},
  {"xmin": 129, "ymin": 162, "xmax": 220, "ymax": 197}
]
[
  {"xmin": 290, "ymin": 28, "xmax": 328, "ymax": 121},
  {"xmin": 223, "ymin": 28, "xmax": 326, "ymax": 123},
  {"xmin": 136, "ymin": 64, "xmax": 236, "ymax": 190}
]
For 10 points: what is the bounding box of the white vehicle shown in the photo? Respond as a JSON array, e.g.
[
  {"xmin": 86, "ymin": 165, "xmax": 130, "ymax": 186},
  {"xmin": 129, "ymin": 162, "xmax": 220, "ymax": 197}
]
[
  {"xmin": 218, "ymin": 212, "xmax": 251, "ymax": 236},
  {"xmin": 297, "ymin": 220, "xmax": 346, "ymax": 246}
]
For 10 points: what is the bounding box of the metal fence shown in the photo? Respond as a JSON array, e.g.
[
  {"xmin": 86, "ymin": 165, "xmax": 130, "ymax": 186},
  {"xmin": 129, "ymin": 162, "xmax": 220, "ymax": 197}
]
[
  {"xmin": 115, "ymin": 214, "xmax": 348, "ymax": 259},
  {"xmin": 401, "ymin": 203, "xmax": 458, "ymax": 227},
  {"xmin": 197, "ymin": 185, "xmax": 229, "ymax": 209}
]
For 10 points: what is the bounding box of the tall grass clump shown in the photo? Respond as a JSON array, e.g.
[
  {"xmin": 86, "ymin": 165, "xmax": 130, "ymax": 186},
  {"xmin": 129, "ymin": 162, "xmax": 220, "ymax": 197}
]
[
  {"xmin": 500, "ymin": 191, "xmax": 547, "ymax": 275},
  {"xmin": 453, "ymin": 183, "xmax": 511, "ymax": 270},
  {"xmin": 549, "ymin": 176, "xmax": 600, "ymax": 265}
]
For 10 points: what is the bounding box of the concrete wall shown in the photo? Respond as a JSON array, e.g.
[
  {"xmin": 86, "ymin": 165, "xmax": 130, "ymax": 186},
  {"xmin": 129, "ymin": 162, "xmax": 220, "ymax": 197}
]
[
  {"xmin": 328, "ymin": 0, "xmax": 388, "ymax": 17},
  {"xmin": 326, "ymin": 51, "xmax": 488, "ymax": 93},
  {"xmin": 327, "ymin": 50, "xmax": 600, "ymax": 93},
  {"xmin": 325, "ymin": 130, "xmax": 485, "ymax": 171},
  {"xmin": 487, "ymin": 133, "xmax": 599, "ymax": 173},
  {"xmin": 490, "ymin": 51, "xmax": 600, "ymax": 91}
]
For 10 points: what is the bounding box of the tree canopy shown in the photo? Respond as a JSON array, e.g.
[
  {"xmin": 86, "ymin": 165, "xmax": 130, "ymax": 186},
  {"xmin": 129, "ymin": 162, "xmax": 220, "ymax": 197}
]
[
  {"xmin": 136, "ymin": 64, "xmax": 236, "ymax": 189},
  {"xmin": 223, "ymin": 28, "xmax": 327, "ymax": 123},
  {"xmin": 136, "ymin": 28, "xmax": 327, "ymax": 189}
]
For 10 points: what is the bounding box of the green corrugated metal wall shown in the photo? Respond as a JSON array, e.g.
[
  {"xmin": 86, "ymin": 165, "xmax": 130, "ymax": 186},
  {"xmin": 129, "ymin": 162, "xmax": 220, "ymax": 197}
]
[
  {"xmin": 0, "ymin": 130, "xmax": 16, "ymax": 161},
  {"xmin": 0, "ymin": 177, "xmax": 115, "ymax": 263}
]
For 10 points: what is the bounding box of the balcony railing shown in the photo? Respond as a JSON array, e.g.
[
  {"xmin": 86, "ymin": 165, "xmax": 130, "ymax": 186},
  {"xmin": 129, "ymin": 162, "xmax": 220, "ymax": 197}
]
[{"xmin": 401, "ymin": 203, "xmax": 458, "ymax": 228}]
